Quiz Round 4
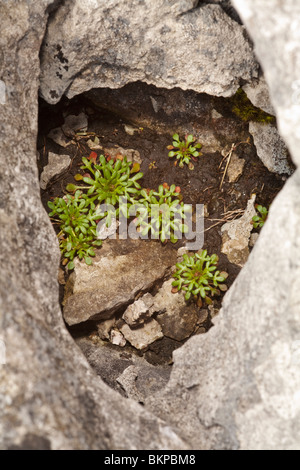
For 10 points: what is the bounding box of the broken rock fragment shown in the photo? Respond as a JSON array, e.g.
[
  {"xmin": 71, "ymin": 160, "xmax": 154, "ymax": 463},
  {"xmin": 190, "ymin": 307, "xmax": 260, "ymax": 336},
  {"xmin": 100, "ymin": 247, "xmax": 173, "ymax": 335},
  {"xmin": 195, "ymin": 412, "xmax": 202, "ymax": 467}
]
[
  {"xmin": 120, "ymin": 320, "xmax": 163, "ymax": 350},
  {"xmin": 63, "ymin": 238, "xmax": 177, "ymax": 326},
  {"xmin": 40, "ymin": 152, "xmax": 71, "ymax": 189},
  {"xmin": 122, "ymin": 294, "xmax": 155, "ymax": 327},
  {"xmin": 221, "ymin": 194, "xmax": 256, "ymax": 267}
]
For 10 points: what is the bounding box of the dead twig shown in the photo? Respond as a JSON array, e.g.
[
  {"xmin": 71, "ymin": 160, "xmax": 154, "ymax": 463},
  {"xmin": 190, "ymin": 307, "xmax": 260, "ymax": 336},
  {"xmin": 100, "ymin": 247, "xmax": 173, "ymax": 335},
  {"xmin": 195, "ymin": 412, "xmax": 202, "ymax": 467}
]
[
  {"xmin": 219, "ymin": 138, "xmax": 251, "ymax": 190},
  {"xmin": 219, "ymin": 143, "xmax": 235, "ymax": 190},
  {"xmin": 203, "ymin": 208, "xmax": 245, "ymax": 233}
]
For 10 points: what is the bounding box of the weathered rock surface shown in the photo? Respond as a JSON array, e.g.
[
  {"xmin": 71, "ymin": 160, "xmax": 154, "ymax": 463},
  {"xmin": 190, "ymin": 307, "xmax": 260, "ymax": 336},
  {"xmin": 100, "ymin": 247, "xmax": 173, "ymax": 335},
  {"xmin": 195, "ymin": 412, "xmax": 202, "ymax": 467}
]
[
  {"xmin": 39, "ymin": 152, "xmax": 71, "ymax": 189},
  {"xmin": 117, "ymin": 364, "xmax": 171, "ymax": 404},
  {"xmin": 120, "ymin": 320, "xmax": 164, "ymax": 350},
  {"xmin": 39, "ymin": 1, "xmax": 258, "ymax": 104},
  {"xmin": 3, "ymin": 0, "xmax": 300, "ymax": 452},
  {"xmin": 233, "ymin": 0, "xmax": 300, "ymax": 169},
  {"xmin": 110, "ymin": 328, "xmax": 126, "ymax": 347},
  {"xmin": 0, "ymin": 1, "xmax": 188, "ymax": 450},
  {"xmin": 227, "ymin": 152, "xmax": 245, "ymax": 183},
  {"xmin": 243, "ymin": 75, "xmax": 275, "ymax": 116},
  {"xmin": 122, "ymin": 294, "xmax": 155, "ymax": 327},
  {"xmin": 76, "ymin": 336, "xmax": 171, "ymax": 401},
  {"xmin": 48, "ymin": 112, "xmax": 88, "ymax": 147},
  {"xmin": 96, "ymin": 318, "xmax": 115, "ymax": 340},
  {"xmin": 249, "ymin": 122, "xmax": 293, "ymax": 175},
  {"xmin": 85, "ymin": 82, "xmax": 250, "ymax": 154},
  {"xmin": 63, "ymin": 239, "xmax": 177, "ymax": 326},
  {"xmin": 221, "ymin": 194, "xmax": 256, "ymax": 266},
  {"xmin": 146, "ymin": 173, "xmax": 300, "ymax": 450},
  {"xmin": 153, "ymin": 280, "xmax": 200, "ymax": 342}
]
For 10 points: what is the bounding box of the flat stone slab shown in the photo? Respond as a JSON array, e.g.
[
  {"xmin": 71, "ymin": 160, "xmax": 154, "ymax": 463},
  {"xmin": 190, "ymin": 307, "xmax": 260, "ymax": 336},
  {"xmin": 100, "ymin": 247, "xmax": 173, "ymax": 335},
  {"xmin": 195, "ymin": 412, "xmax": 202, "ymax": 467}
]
[{"xmin": 63, "ymin": 238, "xmax": 177, "ymax": 326}]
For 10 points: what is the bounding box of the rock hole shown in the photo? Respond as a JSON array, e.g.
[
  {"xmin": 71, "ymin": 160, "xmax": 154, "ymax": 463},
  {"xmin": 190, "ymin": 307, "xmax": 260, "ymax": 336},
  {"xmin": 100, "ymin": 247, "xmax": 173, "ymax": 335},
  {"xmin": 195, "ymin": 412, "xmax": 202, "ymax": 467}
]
[{"xmin": 38, "ymin": 80, "xmax": 290, "ymax": 401}]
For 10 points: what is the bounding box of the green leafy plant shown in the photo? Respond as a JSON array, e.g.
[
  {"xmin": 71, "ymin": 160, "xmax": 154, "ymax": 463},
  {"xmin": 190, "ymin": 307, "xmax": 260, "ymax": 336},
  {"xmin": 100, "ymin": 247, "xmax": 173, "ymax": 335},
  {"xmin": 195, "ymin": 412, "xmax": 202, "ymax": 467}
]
[
  {"xmin": 172, "ymin": 250, "xmax": 228, "ymax": 306},
  {"xmin": 48, "ymin": 152, "xmax": 191, "ymax": 269},
  {"xmin": 66, "ymin": 155, "xmax": 143, "ymax": 207},
  {"xmin": 252, "ymin": 204, "xmax": 268, "ymax": 228},
  {"xmin": 59, "ymin": 232, "xmax": 102, "ymax": 270},
  {"xmin": 132, "ymin": 184, "xmax": 189, "ymax": 243},
  {"xmin": 167, "ymin": 133, "xmax": 202, "ymax": 169},
  {"xmin": 48, "ymin": 190, "xmax": 102, "ymax": 269}
]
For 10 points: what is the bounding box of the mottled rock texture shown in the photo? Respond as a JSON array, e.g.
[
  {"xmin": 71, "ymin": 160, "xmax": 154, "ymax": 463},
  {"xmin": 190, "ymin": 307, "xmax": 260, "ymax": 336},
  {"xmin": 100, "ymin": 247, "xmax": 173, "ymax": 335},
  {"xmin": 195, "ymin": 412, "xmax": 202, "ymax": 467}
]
[
  {"xmin": 63, "ymin": 239, "xmax": 177, "ymax": 326},
  {"xmin": 147, "ymin": 174, "xmax": 300, "ymax": 450},
  {"xmin": 0, "ymin": 1, "xmax": 187, "ymax": 451},
  {"xmin": 39, "ymin": 0, "xmax": 258, "ymax": 104},
  {"xmin": 1, "ymin": 0, "xmax": 300, "ymax": 451}
]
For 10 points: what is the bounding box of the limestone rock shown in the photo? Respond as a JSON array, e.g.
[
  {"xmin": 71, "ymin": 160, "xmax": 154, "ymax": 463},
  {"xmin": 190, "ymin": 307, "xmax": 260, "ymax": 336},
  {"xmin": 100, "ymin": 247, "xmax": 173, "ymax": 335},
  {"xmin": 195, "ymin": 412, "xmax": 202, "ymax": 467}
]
[
  {"xmin": 122, "ymin": 294, "xmax": 155, "ymax": 327},
  {"xmin": 116, "ymin": 366, "xmax": 145, "ymax": 403},
  {"xmin": 249, "ymin": 232, "xmax": 259, "ymax": 248},
  {"xmin": 153, "ymin": 280, "xmax": 199, "ymax": 341},
  {"xmin": 96, "ymin": 217, "xmax": 120, "ymax": 240},
  {"xmin": 110, "ymin": 329, "xmax": 126, "ymax": 347},
  {"xmin": 96, "ymin": 318, "xmax": 115, "ymax": 340},
  {"xmin": 233, "ymin": 0, "xmax": 300, "ymax": 169},
  {"xmin": 63, "ymin": 238, "xmax": 177, "ymax": 326},
  {"xmin": 120, "ymin": 320, "xmax": 164, "ymax": 350},
  {"xmin": 76, "ymin": 337, "xmax": 171, "ymax": 400},
  {"xmin": 227, "ymin": 152, "xmax": 245, "ymax": 183},
  {"xmin": 117, "ymin": 364, "xmax": 170, "ymax": 404},
  {"xmin": 61, "ymin": 112, "xmax": 88, "ymax": 137},
  {"xmin": 1, "ymin": 1, "xmax": 188, "ymax": 451},
  {"xmin": 146, "ymin": 173, "xmax": 300, "ymax": 450},
  {"xmin": 243, "ymin": 75, "xmax": 275, "ymax": 116},
  {"xmin": 47, "ymin": 127, "xmax": 73, "ymax": 148},
  {"xmin": 39, "ymin": 1, "xmax": 258, "ymax": 104},
  {"xmin": 40, "ymin": 152, "xmax": 71, "ymax": 189},
  {"xmin": 85, "ymin": 82, "xmax": 250, "ymax": 154},
  {"xmin": 48, "ymin": 112, "xmax": 88, "ymax": 147},
  {"xmin": 221, "ymin": 194, "xmax": 256, "ymax": 266},
  {"xmin": 249, "ymin": 122, "xmax": 293, "ymax": 175}
]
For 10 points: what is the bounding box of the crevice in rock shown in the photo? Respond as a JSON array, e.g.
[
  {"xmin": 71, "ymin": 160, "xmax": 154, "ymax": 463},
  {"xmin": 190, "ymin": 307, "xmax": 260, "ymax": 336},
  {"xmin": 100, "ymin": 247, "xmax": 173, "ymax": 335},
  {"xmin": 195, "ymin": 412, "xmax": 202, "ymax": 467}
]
[{"xmin": 37, "ymin": 78, "xmax": 288, "ymax": 399}]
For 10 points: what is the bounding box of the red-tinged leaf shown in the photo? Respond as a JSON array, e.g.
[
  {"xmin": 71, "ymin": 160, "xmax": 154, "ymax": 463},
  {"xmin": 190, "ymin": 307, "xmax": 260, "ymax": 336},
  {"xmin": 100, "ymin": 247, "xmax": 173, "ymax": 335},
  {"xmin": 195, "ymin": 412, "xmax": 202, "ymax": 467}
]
[
  {"xmin": 174, "ymin": 161, "xmax": 178, "ymax": 167},
  {"xmin": 130, "ymin": 162, "xmax": 140, "ymax": 173},
  {"xmin": 167, "ymin": 145, "xmax": 174, "ymax": 150},
  {"xmin": 116, "ymin": 154, "xmax": 124, "ymax": 161},
  {"xmin": 74, "ymin": 173, "xmax": 83, "ymax": 181},
  {"xmin": 106, "ymin": 156, "xmax": 112, "ymax": 162},
  {"xmin": 163, "ymin": 182, "xmax": 169, "ymax": 190},
  {"xmin": 62, "ymin": 258, "xmax": 68, "ymax": 266},
  {"xmin": 171, "ymin": 287, "xmax": 178, "ymax": 294},
  {"xmin": 175, "ymin": 186, "xmax": 181, "ymax": 193},
  {"xmin": 83, "ymin": 173, "xmax": 91, "ymax": 178},
  {"xmin": 88, "ymin": 151, "xmax": 97, "ymax": 162}
]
